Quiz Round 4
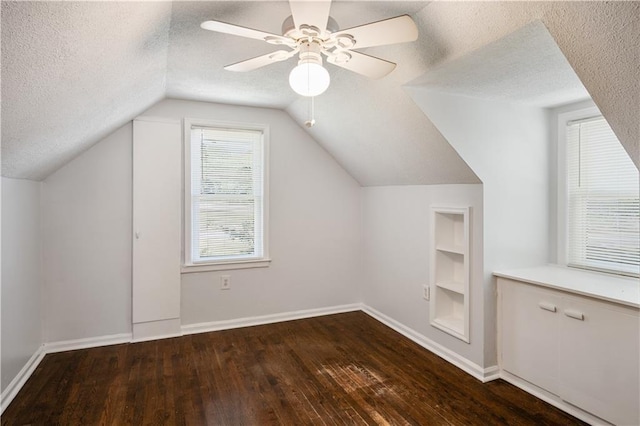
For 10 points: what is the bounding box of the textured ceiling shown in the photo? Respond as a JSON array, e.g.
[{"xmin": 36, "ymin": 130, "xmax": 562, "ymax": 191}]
[
  {"xmin": 1, "ymin": 1, "xmax": 171, "ymax": 180},
  {"xmin": 407, "ymin": 21, "xmax": 589, "ymax": 108},
  {"xmin": 166, "ymin": 1, "xmax": 425, "ymax": 107},
  {"xmin": 166, "ymin": 1, "xmax": 477, "ymax": 185},
  {"xmin": 413, "ymin": 1, "xmax": 639, "ymax": 171},
  {"xmin": 2, "ymin": 1, "xmax": 638, "ymax": 182}
]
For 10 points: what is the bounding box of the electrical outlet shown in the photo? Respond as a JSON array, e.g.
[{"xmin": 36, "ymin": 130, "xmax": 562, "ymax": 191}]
[
  {"xmin": 220, "ymin": 275, "xmax": 231, "ymax": 290},
  {"xmin": 423, "ymin": 285, "xmax": 430, "ymax": 301}
]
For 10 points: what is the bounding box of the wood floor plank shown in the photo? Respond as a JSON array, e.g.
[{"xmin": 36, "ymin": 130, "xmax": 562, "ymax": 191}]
[{"xmin": 2, "ymin": 312, "xmax": 585, "ymax": 425}]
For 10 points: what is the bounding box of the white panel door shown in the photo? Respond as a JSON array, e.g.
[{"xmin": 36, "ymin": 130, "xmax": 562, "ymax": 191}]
[
  {"xmin": 500, "ymin": 280, "xmax": 561, "ymax": 395},
  {"xmin": 559, "ymin": 295, "xmax": 640, "ymax": 426},
  {"xmin": 133, "ymin": 118, "xmax": 182, "ymax": 324}
]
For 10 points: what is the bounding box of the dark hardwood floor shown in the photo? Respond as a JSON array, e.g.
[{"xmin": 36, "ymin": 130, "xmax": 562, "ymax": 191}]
[{"xmin": 2, "ymin": 311, "xmax": 584, "ymax": 425}]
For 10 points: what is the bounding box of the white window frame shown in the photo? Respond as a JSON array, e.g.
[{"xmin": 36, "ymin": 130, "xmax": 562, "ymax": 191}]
[
  {"xmin": 182, "ymin": 118, "xmax": 270, "ymax": 273},
  {"xmin": 556, "ymin": 103, "xmax": 639, "ymax": 277}
]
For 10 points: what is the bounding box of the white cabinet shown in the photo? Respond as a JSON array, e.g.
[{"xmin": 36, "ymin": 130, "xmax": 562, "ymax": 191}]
[
  {"xmin": 500, "ymin": 283, "xmax": 560, "ymax": 394},
  {"xmin": 430, "ymin": 207, "xmax": 470, "ymax": 342},
  {"xmin": 132, "ymin": 118, "xmax": 182, "ymax": 340},
  {"xmin": 558, "ymin": 294, "xmax": 640, "ymax": 426},
  {"xmin": 499, "ymin": 277, "xmax": 640, "ymax": 426}
]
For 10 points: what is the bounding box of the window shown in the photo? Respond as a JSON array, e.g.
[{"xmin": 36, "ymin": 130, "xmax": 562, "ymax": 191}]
[
  {"xmin": 559, "ymin": 107, "xmax": 639, "ymax": 277},
  {"xmin": 184, "ymin": 119, "xmax": 269, "ymax": 271}
]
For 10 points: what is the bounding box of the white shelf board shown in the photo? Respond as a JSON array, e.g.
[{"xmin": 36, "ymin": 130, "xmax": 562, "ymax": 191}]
[
  {"xmin": 435, "ymin": 244, "xmax": 465, "ymax": 255},
  {"xmin": 432, "ymin": 315, "xmax": 466, "ymax": 341},
  {"xmin": 434, "ymin": 314, "xmax": 463, "ymax": 330},
  {"xmin": 435, "ymin": 280, "xmax": 465, "ymax": 295}
]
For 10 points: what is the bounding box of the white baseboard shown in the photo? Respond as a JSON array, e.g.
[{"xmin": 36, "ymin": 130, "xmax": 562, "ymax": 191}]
[
  {"xmin": 132, "ymin": 318, "xmax": 181, "ymax": 343},
  {"xmin": 1, "ymin": 304, "xmax": 360, "ymax": 415},
  {"xmin": 1, "ymin": 346, "xmax": 46, "ymax": 414},
  {"xmin": 181, "ymin": 303, "xmax": 362, "ymax": 335},
  {"xmin": 43, "ymin": 332, "xmax": 133, "ymax": 354},
  {"xmin": 499, "ymin": 370, "xmax": 609, "ymax": 426},
  {"xmin": 182, "ymin": 303, "xmax": 500, "ymax": 384},
  {"xmin": 361, "ymin": 305, "xmax": 498, "ymax": 383},
  {"xmin": 3, "ymin": 304, "xmax": 496, "ymax": 417},
  {"xmin": 482, "ymin": 365, "xmax": 501, "ymax": 381}
]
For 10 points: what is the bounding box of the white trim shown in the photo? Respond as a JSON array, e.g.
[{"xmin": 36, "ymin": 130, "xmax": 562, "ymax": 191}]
[
  {"xmin": 134, "ymin": 116, "xmax": 181, "ymax": 125},
  {"xmin": 132, "ymin": 318, "xmax": 181, "ymax": 343},
  {"xmin": 499, "ymin": 370, "xmax": 611, "ymax": 426},
  {"xmin": 0, "ymin": 346, "xmax": 46, "ymax": 414},
  {"xmin": 181, "ymin": 304, "xmax": 362, "ymax": 335},
  {"xmin": 1, "ymin": 333, "xmax": 132, "ymax": 414},
  {"xmin": 130, "ymin": 332, "xmax": 182, "ymax": 344},
  {"xmin": 3, "ymin": 305, "xmax": 503, "ymax": 416},
  {"xmin": 43, "ymin": 333, "xmax": 133, "ymax": 354},
  {"xmin": 361, "ymin": 305, "xmax": 498, "ymax": 383},
  {"xmin": 482, "ymin": 365, "xmax": 501, "ymax": 381},
  {"xmin": 429, "ymin": 206, "xmax": 471, "ymax": 343},
  {"xmin": 553, "ymin": 101, "xmax": 599, "ymax": 266},
  {"xmin": 182, "ymin": 258, "xmax": 271, "ymax": 273},
  {"xmin": 183, "ymin": 118, "xmax": 270, "ymax": 267}
]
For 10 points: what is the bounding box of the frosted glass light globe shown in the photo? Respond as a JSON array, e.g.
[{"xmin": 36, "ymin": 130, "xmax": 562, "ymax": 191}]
[{"xmin": 289, "ymin": 62, "xmax": 330, "ymax": 97}]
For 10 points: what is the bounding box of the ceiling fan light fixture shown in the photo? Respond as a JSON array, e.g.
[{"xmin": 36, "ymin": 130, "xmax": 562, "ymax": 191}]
[
  {"xmin": 288, "ymin": 41, "xmax": 330, "ymax": 97},
  {"xmin": 289, "ymin": 60, "xmax": 330, "ymax": 97},
  {"xmin": 202, "ymin": 4, "xmax": 419, "ymax": 98}
]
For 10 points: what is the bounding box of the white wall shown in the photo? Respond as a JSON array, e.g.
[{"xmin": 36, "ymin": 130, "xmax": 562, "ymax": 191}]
[
  {"xmin": 417, "ymin": 2, "xmax": 639, "ymax": 170},
  {"xmin": 39, "ymin": 99, "xmax": 361, "ymax": 342},
  {"xmin": 1, "ymin": 178, "xmax": 42, "ymax": 392},
  {"xmin": 141, "ymin": 99, "xmax": 362, "ymax": 325},
  {"xmin": 42, "ymin": 123, "xmax": 133, "ymax": 342},
  {"xmin": 408, "ymin": 91, "xmax": 550, "ymax": 366},
  {"xmin": 28, "ymin": 94, "xmax": 547, "ymax": 376},
  {"xmin": 362, "ymin": 184, "xmax": 484, "ymax": 366}
]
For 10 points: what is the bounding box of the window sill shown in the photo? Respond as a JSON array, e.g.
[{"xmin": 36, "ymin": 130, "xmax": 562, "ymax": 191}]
[
  {"xmin": 494, "ymin": 264, "xmax": 640, "ymax": 308},
  {"xmin": 182, "ymin": 258, "xmax": 271, "ymax": 273}
]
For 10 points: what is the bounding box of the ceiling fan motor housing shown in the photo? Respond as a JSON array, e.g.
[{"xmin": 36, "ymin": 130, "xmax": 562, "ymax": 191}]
[
  {"xmin": 298, "ymin": 40, "xmax": 323, "ymax": 67},
  {"xmin": 282, "ymin": 15, "xmax": 339, "ymax": 38}
]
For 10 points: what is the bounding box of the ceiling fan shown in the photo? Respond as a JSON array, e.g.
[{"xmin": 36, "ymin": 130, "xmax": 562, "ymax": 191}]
[{"xmin": 201, "ymin": 0, "xmax": 419, "ymax": 97}]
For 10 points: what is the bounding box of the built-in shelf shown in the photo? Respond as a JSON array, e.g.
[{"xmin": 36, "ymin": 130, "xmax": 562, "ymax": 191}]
[
  {"xmin": 435, "ymin": 244, "xmax": 465, "ymax": 255},
  {"xmin": 435, "ymin": 280, "xmax": 465, "ymax": 295},
  {"xmin": 432, "ymin": 315, "xmax": 464, "ymax": 333},
  {"xmin": 430, "ymin": 207, "xmax": 470, "ymax": 343}
]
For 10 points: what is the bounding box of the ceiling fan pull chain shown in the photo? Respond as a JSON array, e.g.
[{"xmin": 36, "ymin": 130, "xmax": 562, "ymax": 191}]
[{"xmin": 305, "ymin": 96, "xmax": 316, "ymax": 128}]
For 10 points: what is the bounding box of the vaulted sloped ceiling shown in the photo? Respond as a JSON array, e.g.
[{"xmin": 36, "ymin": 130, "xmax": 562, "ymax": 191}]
[
  {"xmin": 410, "ymin": 1, "xmax": 639, "ymax": 171},
  {"xmin": 2, "ymin": 1, "xmax": 638, "ymax": 183},
  {"xmin": 1, "ymin": 1, "xmax": 172, "ymax": 179}
]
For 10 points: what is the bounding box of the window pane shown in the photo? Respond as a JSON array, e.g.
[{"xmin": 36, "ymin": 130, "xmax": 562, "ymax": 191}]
[
  {"xmin": 201, "ymin": 139, "xmax": 255, "ymax": 196},
  {"xmin": 567, "ymin": 116, "xmax": 640, "ymax": 276},
  {"xmin": 197, "ymin": 197, "xmax": 255, "ymax": 258},
  {"xmin": 190, "ymin": 126, "xmax": 264, "ymax": 263}
]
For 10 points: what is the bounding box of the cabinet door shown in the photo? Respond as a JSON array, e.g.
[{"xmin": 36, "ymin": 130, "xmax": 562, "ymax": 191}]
[
  {"xmin": 500, "ymin": 280, "xmax": 561, "ymax": 394},
  {"xmin": 132, "ymin": 118, "xmax": 182, "ymax": 324},
  {"xmin": 559, "ymin": 295, "xmax": 640, "ymax": 426}
]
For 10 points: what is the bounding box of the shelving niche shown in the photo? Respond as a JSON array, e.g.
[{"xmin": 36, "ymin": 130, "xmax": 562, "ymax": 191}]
[{"xmin": 430, "ymin": 207, "xmax": 470, "ymax": 343}]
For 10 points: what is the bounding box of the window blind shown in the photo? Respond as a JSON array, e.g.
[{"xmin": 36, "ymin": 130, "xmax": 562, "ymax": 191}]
[
  {"xmin": 190, "ymin": 126, "xmax": 264, "ymax": 262},
  {"xmin": 566, "ymin": 116, "xmax": 639, "ymax": 276}
]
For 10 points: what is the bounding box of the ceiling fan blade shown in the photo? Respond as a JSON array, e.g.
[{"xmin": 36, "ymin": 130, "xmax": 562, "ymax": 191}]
[
  {"xmin": 224, "ymin": 50, "xmax": 295, "ymax": 72},
  {"xmin": 331, "ymin": 15, "xmax": 418, "ymax": 49},
  {"xmin": 201, "ymin": 20, "xmax": 293, "ymax": 46},
  {"xmin": 327, "ymin": 50, "xmax": 396, "ymax": 79},
  {"xmin": 289, "ymin": 0, "xmax": 331, "ymax": 33}
]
